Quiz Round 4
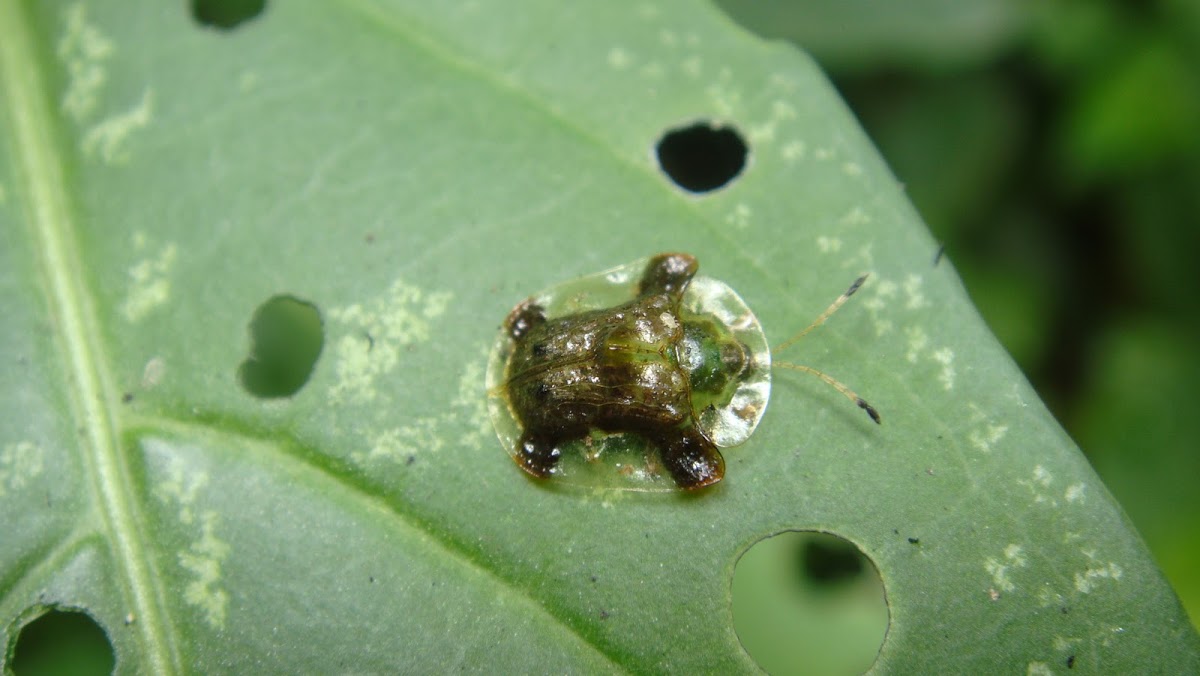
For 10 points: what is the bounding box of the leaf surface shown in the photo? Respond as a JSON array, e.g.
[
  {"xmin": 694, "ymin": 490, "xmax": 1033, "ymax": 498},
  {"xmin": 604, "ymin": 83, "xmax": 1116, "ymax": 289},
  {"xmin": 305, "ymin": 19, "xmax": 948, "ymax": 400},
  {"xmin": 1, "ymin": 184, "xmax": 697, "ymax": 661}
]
[{"xmin": 2, "ymin": 1, "xmax": 1197, "ymax": 673}]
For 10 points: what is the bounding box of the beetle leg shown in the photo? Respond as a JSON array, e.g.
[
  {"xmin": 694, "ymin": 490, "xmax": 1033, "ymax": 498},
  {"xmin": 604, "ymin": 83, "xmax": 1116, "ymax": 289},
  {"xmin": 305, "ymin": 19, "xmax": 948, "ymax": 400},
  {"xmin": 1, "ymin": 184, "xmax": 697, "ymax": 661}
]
[
  {"xmin": 506, "ymin": 300, "xmax": 546, "ymax": 341},
  {"xmin": 655, "ymin": 426, "xmax": 725, "ymax": 489},
  {"xmin": 638, "ymin": 253, "xmax": 698, "ymax": 297},
  {"xmin": 513, "ymin": 432, "xmax": 562, "ymax": 478}
]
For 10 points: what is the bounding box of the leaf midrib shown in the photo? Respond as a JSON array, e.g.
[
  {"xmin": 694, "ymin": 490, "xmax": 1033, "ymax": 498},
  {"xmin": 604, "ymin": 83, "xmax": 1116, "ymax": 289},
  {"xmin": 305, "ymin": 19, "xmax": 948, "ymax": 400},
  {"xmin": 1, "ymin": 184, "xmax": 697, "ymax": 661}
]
[
  {"xmin": 0, "ymin": 5, "xmax": 639, "ymax": 668},
  {"xmin": 0, "ymin": 3, "xmax": 179, "ymax": 673}
]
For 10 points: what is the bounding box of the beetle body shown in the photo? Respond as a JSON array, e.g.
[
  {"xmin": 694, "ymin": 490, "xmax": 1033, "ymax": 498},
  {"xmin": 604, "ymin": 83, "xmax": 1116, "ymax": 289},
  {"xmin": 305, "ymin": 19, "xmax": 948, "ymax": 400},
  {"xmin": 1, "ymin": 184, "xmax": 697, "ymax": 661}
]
[
  {"xmin": 489, "ymin": 253, "xmax": 769, "ymax": 490},
  {"xmin": 506, "ymin": 255, "xmax": 720, "ymax": 488}
]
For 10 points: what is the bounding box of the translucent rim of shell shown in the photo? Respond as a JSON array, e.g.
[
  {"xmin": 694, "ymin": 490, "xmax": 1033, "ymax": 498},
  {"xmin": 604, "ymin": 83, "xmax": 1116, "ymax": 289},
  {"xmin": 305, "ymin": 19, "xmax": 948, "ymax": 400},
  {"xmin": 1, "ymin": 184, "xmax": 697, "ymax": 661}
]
[{"xmin": 683, "ymin": 275, "xmax": 772, "ymax": 447}]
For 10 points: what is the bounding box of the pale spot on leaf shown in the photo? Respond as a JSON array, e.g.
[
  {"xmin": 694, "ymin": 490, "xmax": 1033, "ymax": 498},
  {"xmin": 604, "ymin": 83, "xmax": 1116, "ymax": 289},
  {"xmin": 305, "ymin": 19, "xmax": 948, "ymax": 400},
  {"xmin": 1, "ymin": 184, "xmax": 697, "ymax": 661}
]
[
  {"xmin": 771, "ymin": 100, "xmax": 797, "ymax": 121},
  {"xmin": 725, "ymin": 203, "xmax": 752, "ymax": 229},
  {"xmin": 0, "ymin": 441, "xmax": 45, "ymax": 497},
  {"xmin": 864, "ymin": 280, "xmax": 895, "ymax": 337},
  {"xmin": 1053, "ymin": 635, "xmax": 1080, "ymax": 652},
  {"xmin": 352, "ymin": 348, "xmax": 492, "ymax": 468},
  {"xmin": 154, "ymin": 459, "xmax": 229, "ymax": 629},
  {"xmin": 932, "ymin": 347, "xmax": 955, "ymax": 390},
  {"xmin": 607, "ymin": 46, "xmax": 632, "ymax": 70},
  {"xmin": 82, "ymin": 87, "xmax": 154, "ymax": 164},
  {"xmin": 816, "ymin": 236, "xmax": 842, "ymax": 254},
  {"xmin": 179, "ymin": 511, "xmax": 230, "ymax": 629},
  {"xmin": 705, "ymin": 80, "xmax": 742, "ymax": 118},
  {"xmin": 968, "ymin": 423, "xmax": 1008, "ymax": 453},
  {"xmin": 985, "ymin": 543, "xmax": 1028, "ymax": 593},
  {"xmin": 142, "ymin": 356, "xmax": 166, "ymax": 389},
  {"xmin": 1033, "ymin": 465, "xmax": 1052, "ymax": 487},
  {"xmin": 357, "ymin": 418, "xmax": 443, "ymax": 465},
  {"xmin": 1018, "ymin": 464, "xmax": 1058, "ymax": 506},
  {"xmin": 905, "ymin": 326, "xmax": 928, "ymax": 364},
  {"xmin": 746, "ymin": 122, "xmax": 775, "ymax": 144},
  {"xmin": 903, "ymin": 273, "xmax": 928, "ymax": 310},
  {"xmin": 450, "ymin": 353, "xmax": 492, "ymax": 450},
  {"xmin": 846, "ymin": 243, "xmax": 874, "ymax": 270},
  {"xmin": 590, "ymin": 485, "xmax": 634, "ymax": 508},
  {"xmin": 121, "ymin": 235, "xmax": 176, "ymax": 322},
  {"xmin": 1075, "ymin": 561, "xmax": 1123, "ymax": 593},
  {"xmin": 328, "ymin": 279, "xmax": 453, "ymax": 404},
  {"xmin": 780, "ymin": 140, "xmax": 806, "ymax": 163},
  {"xmin": 984, "ymin": 560, "xmax": 1014, "ymax": 593},
  {"xmin": 58, "ymin": 2, "xmax": 113, "ymax": 122},
  {"xmin": 1039, "ymin": 587, "xmax": 1066, "ymax": 608},
  {"xmin": 154, "ymin": 457, "xmax": 207, "ymax": 526},
  {"xmin": 1004, "ymin": 544, "xmax": 1026, "ymax": 567},
  {"xmin": 839, "ymin": 206, "xmax": 869, "ymax": 227}
]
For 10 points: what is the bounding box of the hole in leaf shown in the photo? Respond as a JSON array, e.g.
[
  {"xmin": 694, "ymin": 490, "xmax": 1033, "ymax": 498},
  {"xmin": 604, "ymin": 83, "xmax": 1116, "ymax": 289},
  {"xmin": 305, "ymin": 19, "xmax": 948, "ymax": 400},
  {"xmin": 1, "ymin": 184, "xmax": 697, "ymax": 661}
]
[
  {"xmin": 191, "ymin": 0, "xmax": 266, "ymax": 30},
  {"xmin": 655, "ymin": 121, "xmax": 748, "ymax": 193},
  {"xmin": 8, "ymin": 607, "xmax": 115, "ymax": 676},
  {"xmin": 239, "ymin": 295, "xmax": 324, "ymax": 398},
  {"xmin": 732, "ymin": 531, "xmax": 888, "ymax": 675}
]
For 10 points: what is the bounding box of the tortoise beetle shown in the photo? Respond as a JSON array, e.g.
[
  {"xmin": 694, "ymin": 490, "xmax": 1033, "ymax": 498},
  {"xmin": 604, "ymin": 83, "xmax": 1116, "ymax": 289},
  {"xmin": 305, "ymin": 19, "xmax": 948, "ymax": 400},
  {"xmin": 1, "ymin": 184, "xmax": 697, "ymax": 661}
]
[{"xmin": 485, "ymin": 253, "xmax": 877, "ymax": 491}]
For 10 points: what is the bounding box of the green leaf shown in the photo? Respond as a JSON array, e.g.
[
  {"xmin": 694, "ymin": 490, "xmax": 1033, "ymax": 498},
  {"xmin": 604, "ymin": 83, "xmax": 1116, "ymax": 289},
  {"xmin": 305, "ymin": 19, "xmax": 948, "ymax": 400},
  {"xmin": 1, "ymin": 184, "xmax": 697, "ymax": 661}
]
[{"xmin": 2, "ymin": 1, "xmax": 1196, "ymax": 673}]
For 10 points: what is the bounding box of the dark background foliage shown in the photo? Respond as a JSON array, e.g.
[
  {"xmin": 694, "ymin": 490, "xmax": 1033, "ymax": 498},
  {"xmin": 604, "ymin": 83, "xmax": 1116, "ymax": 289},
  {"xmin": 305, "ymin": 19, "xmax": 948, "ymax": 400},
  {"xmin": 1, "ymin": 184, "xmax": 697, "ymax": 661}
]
[{"xmin": 716, "ymin": 0, "xmax": 1200, "ymax": 629}]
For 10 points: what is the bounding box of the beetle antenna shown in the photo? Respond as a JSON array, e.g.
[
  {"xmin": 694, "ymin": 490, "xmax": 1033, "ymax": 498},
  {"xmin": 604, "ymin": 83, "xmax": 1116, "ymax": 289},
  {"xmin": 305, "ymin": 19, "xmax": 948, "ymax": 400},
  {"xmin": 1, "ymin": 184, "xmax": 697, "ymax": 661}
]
[
  {"xmin": 772, "ymin": 274, "xmax": 868, "ymax": 355},
  {"xmin": 773, "ymin": 362, "xmax": 881, "ymax": 424},
  {"xmin": 771, "ymin": 274, "xmax": 878, "ymax": 423}
]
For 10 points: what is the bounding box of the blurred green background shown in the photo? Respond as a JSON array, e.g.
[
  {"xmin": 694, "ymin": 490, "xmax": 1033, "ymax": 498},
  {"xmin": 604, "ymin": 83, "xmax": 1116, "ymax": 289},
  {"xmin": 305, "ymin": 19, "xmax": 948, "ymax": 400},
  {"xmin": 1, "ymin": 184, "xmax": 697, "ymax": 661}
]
[{"xmin": 715, "ymin": 0, "xmax": 1200, "ymax": 630}]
